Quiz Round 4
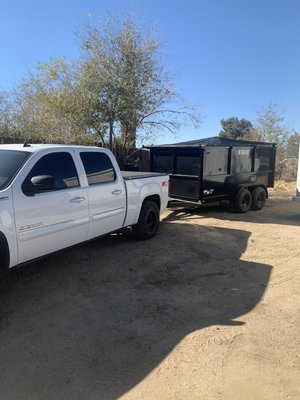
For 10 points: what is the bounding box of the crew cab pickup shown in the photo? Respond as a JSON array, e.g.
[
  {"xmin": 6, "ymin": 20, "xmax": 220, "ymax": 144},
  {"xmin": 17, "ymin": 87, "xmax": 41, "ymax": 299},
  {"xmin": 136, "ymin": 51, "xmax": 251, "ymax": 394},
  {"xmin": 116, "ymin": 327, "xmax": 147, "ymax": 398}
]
[{"xmin": 0, "ymin": 144, "xmax": 169, "ymax": 270}]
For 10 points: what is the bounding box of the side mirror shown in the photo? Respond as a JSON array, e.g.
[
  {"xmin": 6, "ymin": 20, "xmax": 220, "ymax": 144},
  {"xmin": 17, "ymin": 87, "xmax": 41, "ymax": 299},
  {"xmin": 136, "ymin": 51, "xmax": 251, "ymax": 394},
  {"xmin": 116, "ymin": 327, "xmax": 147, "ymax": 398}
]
[
  {"xmin": 22, "ymin": 175, "xmax": 60, "ymax": 196},
  {"xmin": 31, "ymin": 175, "xmax": 58, "ymax": 191}
]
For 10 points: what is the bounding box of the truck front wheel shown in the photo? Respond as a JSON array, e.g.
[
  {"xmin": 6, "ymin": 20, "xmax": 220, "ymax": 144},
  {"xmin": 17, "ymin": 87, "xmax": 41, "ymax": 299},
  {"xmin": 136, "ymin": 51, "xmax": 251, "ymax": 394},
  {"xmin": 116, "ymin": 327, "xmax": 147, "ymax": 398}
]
[
  {"xmin": 251, "ymin": 187, "xmax": 267, "ymax": 210},
  {"xmin": 235, "ymin": 188, "xmax": 252, "ymax": 213},
  {"xmin": 133, "ymin": 200, "xmax": 160, "ymax": 240},
  {"xmin": 0, "ymin": 233, "xmax": 9, "ymax": 271}
]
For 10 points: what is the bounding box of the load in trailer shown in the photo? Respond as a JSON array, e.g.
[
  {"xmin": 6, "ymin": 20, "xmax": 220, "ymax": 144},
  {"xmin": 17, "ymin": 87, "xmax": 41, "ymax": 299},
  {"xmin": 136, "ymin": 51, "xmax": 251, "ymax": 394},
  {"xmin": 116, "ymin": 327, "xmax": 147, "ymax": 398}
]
[{"xmin": 147, "ymin": 136, "xmax": 276, "ymax": 213}]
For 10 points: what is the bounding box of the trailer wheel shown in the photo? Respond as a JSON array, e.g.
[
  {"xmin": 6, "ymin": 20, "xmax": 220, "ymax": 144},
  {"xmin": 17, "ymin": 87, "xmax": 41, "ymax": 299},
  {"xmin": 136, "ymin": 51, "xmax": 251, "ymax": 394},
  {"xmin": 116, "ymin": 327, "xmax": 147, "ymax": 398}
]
[
  {"xmin": 235, "ymin": 188, "xmax": 252, "ymax": 213},
  {"xmin": 133, "ymin": 200, "xmax": 160, "ymax": 240},
  {"xmin": 251, "ymin": 187, "xmax": 266, "ymax": 210}
]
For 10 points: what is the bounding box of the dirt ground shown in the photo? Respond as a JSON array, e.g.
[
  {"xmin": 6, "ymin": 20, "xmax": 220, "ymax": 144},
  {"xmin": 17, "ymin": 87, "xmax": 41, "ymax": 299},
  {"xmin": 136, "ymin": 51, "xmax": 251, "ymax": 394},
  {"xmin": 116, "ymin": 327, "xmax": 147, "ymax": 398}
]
[{"xmin": 0, "ymin": 183, "xmax": 299, "ymax": 400}]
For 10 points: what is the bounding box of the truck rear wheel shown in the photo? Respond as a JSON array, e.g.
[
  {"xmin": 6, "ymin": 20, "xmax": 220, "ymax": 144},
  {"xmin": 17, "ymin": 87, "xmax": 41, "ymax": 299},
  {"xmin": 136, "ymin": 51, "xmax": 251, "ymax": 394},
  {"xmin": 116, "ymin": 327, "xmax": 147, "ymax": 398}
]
[
  {"xmin": 235, "ymin": 188, "xmax": 252, "ymax": 213},
  {"xmin": 133, "ymin": 200, "xmax": 160, "ymax": 240},
  {"xmin": 251, "ymin": 187, "xmax": 266, "ymax": 210}
]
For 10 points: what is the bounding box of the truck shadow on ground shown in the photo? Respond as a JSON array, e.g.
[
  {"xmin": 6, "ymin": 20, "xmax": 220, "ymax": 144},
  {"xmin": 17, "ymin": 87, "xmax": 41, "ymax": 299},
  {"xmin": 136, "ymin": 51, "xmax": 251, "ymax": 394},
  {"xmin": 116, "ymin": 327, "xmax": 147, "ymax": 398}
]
[
  {"xmin": 166, "ymin": 196, "xmax": 300, "ymax": 227},
  {"xmin": 0, "ymin": 221, "xmax": 272, "ymax": 400}
]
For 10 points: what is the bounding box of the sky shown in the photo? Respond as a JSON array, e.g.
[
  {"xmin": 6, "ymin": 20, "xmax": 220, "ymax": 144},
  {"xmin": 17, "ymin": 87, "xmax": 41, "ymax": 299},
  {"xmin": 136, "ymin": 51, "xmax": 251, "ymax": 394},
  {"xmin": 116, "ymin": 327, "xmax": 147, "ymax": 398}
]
[{"xmin": 1, "ymin": 0, "xmax": 300, "ymax": 144}]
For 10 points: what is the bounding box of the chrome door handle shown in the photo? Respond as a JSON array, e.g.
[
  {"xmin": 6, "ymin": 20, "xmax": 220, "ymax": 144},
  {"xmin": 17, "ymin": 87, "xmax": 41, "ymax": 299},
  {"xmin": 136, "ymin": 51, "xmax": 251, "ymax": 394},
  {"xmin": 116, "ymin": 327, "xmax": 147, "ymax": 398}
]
[
  {"xmin": 111, "ymin": 189, "xmax": 122, "ymax": 196},
  {"xmin": 70, "ymin": 196, "xmax": 86, "ymax": 203}
]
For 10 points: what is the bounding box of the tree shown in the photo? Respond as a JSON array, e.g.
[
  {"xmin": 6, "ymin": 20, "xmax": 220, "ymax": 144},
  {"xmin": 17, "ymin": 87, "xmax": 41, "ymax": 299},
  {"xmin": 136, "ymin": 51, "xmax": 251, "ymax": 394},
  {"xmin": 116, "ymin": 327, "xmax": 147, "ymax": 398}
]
[
  {"xmin": 286, "ymin": 131, "xmax": 300, "ymax": 158},
  {"xmin": 219, "ymin": 117, "xmax": 254, "ymax": 140},
  {"xmin": 79, "ymin": 14, "xmax": 200, "ymax": 148},
  {"xmin": 10, "ymin": 14, "xmax": 199, "ymax": 149},
  {"xmin": 284, "ymin": 131, "xmax": 300, "ymax": 179},
  {"xmin": 0, "ymin": 90, "xmax": 17, "ymax": 139},
  {"xmin": 13, "ymin": 58, "xmax": 98, "ymax": 144},
  {"xmin": 255, "ymin": 103, "xmax": 290, "ymax": 178},
  {"xmin": 255, "ymin": 103, "xmax": 289, "ymax": 144}
]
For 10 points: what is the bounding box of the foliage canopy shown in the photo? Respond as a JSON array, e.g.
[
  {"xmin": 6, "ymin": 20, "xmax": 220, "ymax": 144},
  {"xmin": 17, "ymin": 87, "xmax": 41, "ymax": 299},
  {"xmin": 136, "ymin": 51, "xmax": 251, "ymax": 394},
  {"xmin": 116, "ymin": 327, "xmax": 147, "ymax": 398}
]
[
  {"xmin": 219, "ymin": 117, "xmax": 254, "ymax": 140},
  {"xmin": 1, "ymin": 14, "xmax": 200, "ymax": 149}
]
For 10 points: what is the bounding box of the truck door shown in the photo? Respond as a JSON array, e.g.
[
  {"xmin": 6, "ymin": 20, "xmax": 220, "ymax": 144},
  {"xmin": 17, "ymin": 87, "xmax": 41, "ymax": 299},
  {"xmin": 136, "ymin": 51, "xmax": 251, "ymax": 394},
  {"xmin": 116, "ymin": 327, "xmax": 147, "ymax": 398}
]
[
  {"xmin": 78, "ymin": 150, "xmax": 126, "ymax": 239},
  {"xmin": 13, "ymin": 150, "xmax": 89, "ymax": 264}
]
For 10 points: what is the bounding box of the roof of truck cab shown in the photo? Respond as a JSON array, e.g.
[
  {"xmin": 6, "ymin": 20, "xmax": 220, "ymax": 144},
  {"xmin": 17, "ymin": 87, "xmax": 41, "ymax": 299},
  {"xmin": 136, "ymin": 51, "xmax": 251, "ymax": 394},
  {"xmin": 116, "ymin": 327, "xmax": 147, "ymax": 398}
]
[{"xmin": 0, "ymin": 143, "xmax": 102, "ymax": 153}]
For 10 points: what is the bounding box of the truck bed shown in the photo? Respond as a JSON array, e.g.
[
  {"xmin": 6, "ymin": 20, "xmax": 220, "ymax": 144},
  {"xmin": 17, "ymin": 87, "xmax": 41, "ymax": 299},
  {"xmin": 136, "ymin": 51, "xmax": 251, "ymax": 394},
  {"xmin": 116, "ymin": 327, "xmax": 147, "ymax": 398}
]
[{"xmin": 121, "ymin": 171, "xmax": 167, "ymax": 180}]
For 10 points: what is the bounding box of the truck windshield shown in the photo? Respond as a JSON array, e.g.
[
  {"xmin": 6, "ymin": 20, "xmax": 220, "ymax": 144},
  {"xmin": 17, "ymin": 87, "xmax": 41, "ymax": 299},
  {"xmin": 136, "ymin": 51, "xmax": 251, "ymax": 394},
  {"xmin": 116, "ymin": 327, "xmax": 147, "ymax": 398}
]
[{"xmin": 0, "ymin": 150, "xmax": 31, "ymax": 190}]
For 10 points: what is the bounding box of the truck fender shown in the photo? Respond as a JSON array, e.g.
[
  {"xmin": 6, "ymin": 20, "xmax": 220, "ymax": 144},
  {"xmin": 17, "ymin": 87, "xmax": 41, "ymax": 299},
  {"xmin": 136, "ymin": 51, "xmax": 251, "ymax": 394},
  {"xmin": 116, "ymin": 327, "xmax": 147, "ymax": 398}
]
[{"xmin": 133, "ymin": 183, "xmax": 162, "ymax": 224}]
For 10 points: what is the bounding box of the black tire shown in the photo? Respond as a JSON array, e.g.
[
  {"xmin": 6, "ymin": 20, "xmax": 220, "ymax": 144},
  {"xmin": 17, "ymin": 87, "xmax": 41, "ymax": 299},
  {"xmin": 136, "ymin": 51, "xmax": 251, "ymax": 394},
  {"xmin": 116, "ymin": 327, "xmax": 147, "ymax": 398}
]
[
  {"xmin": 133, "ymin": 200, "xmax": 160, "ymax": 240},
  {"xmin": 235, "ymin": 188, "xmax": 252, "ymax": 213},
  {"xmin": 251, "ymin": 186, "xmax": 267, "ymax": 210},
  {"xmin": 0, "ymin": 233, "xmax": 9, "ymax": 271}
]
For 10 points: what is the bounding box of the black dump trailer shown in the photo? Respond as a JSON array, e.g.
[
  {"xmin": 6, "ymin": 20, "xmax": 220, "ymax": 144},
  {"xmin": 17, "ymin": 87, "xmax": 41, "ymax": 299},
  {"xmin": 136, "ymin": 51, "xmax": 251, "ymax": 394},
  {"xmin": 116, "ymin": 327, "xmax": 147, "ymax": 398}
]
[{"xmin": 147, "ymin": 136, "xmax": 276, "ymax": 212}]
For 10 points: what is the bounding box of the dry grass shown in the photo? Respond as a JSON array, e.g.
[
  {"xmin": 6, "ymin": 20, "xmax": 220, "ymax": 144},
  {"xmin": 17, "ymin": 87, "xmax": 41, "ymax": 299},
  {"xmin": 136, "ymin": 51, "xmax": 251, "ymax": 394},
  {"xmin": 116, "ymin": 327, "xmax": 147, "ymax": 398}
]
[
  {"xmin": 268, "ymin": 180, "xmax": 297, "ymax": 198},
  {"xmin": 273, "ymin": 180, "xmax": 296, "ymax": 193}
]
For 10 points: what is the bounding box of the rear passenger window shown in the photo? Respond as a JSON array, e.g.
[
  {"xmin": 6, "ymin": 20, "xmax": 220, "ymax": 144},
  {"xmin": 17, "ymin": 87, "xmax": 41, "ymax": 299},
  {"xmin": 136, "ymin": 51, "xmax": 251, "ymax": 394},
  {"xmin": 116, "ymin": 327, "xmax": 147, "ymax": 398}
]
[{"xmin": 80, "ymin": 152, "xmax": 116, "ymax": 185}]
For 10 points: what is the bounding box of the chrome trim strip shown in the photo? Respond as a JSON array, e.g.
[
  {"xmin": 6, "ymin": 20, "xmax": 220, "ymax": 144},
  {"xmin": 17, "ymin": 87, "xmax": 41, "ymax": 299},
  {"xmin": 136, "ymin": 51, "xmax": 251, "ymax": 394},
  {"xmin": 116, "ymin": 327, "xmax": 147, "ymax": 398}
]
[
  {"xmin": 91, "ymin": 207, "xmax": 125, "ymax": 221},
  {"xmin": 19, "ymin": 222, "xmax": 44, "ymax": 232}
]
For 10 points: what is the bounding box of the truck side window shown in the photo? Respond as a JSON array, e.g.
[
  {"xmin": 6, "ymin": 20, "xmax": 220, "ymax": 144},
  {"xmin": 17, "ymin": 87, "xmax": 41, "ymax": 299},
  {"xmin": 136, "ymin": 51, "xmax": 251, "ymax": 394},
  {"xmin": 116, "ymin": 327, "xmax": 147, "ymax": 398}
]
[
  {"xmin": 22, "ymin": 152, "xmax": 80, "ymax": 195},
  {"xmin": 80, "ymin": 152, "xmax": 116, "ymax": 185}
]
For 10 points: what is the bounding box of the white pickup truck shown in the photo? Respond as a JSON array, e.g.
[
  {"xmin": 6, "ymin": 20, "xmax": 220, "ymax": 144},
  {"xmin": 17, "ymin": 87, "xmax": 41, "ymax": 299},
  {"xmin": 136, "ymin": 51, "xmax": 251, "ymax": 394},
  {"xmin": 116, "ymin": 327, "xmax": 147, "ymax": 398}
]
[{"xmin": 0, "ymin": 144, "xmax": 169, "ymax": 270}]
